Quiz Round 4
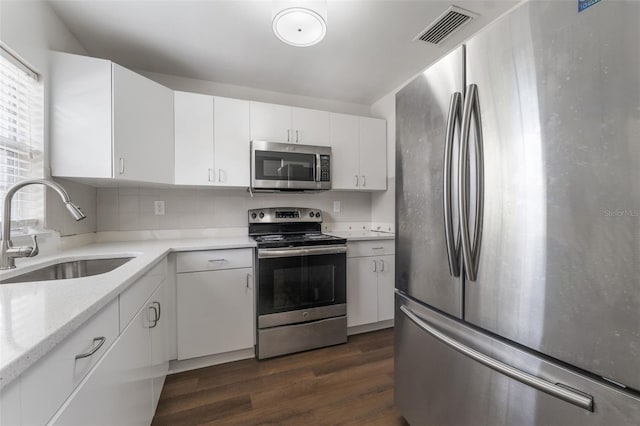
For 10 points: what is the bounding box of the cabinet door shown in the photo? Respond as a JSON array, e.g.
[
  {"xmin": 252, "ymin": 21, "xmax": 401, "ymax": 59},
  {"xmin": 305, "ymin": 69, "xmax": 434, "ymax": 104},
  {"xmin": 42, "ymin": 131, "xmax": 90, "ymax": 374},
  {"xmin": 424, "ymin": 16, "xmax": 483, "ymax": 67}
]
[
  {"xmin": 250, "ymin": 101, "xmax": 292, "ymax": 143},
  {"xmin": 214, "ymin": 97, "xmax": 251, "ymax": 186},
  {"xmin": 174, "ymin": 91, "xmax": 214, "ymax": 185},
  {"xmin": 358, "ymin": 117, "xmax": 387, "ymax": 190},
  {"xmin": 52, "ymin": 307, "xmax": 153, "ymax": 426},
  {"xmin": 330, "ymin": 113, "xmax": 360, "ymax": 190},
  {"xmin": 149, "ymin": 280, "xmax": 169, "ymax": 411},
  {"xmin": 377, "ymin": 256, "xmax": 395, "ymax": 322},
  {"xmin": 347, "ymin": 258, "xmax": 379, "ymax": 327},
  {"xmin": 112, "ymin": 64, "xmax": 174, "ymax": 184},
  {"xmin": 177, "ymin": 268, "xmax": 254, "ymax": 359},
  {"xmin": 50, "ymin": 52, "xmax": 113, "ymax": 179},
  {"xmin": 292, "ymin": 107, "xmax": 330, "ymax": 146}
]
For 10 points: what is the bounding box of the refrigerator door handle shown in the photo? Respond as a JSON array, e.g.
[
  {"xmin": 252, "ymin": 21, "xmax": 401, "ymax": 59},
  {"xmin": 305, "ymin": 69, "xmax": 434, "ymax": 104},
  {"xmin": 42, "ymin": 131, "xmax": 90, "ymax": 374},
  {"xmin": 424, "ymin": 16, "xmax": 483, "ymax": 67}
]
[
  {"xmin": 459, "ymin": 84, "xmax": 485, "ymax": 281},
  {"xmin": 443, "ymin": 92, "xmax": 462, "ymax": 277},
  {"xmin": 399, "ymin": 305, "xmax": 594, "ymax": 412}
]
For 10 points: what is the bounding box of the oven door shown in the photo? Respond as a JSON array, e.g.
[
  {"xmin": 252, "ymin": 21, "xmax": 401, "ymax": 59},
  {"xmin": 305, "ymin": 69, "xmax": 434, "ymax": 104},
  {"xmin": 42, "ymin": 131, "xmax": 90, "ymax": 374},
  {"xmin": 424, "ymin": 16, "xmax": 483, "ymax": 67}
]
[
  {"xmin": 257, "ymin": 245, "xmax": 347, "ymax": 328},
  {"xmin": 251, "ymin": 141, "xmax": 331, "ymax": 190}
]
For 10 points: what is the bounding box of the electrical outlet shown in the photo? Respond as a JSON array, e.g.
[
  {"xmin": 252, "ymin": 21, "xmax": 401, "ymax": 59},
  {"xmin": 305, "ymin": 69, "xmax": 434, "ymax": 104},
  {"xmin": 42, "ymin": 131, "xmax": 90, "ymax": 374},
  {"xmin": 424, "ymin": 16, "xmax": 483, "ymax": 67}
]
[
  {"xmin": 333, "ymin": 201, "xmax": 341, "ymax": 213},
  {"xmin": 154, "ymin": 201, "xmax": 165, "ymax": 215}
]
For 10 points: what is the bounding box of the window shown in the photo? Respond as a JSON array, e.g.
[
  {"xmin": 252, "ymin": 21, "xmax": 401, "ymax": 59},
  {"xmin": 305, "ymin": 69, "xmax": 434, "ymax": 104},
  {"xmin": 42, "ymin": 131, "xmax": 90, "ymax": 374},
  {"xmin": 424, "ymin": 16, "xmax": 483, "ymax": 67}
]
[{"xmin": 0, "ymin": 47, "xmax": 44, "ymax": 229}]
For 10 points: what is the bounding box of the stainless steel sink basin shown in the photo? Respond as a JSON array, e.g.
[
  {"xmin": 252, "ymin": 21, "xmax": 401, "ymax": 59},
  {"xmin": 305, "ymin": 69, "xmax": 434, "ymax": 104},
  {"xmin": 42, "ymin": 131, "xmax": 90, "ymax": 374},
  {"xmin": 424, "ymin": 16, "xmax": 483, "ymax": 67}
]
[{"xmin": 0, "ymin": 257, "xmax": 134, "ymax": 284}]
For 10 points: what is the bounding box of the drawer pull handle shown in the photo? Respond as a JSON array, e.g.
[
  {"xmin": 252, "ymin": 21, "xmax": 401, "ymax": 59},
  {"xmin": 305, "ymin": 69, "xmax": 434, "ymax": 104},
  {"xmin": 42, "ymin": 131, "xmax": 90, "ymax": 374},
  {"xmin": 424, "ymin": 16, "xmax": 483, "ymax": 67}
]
[
  {"xmin": 208, "ymin": 259, "xmax": 227, "ymax": 263},
  {"xmin": 148, "ymin": 305, "xmax": 159, "ymax": 328},
  {"xmin": 371, "ymin": 247, "xmax": 385, "ymax": 250},
  {"xmin": 380, "ymin": 260, "xmax": 385, "ymax": 272},
  {"xmin": 153, "ymin": 301, "xmax": 161, "ymax": 321},
  {"xmin": 75, "ymin": 337, "xmax": 106, "ymax": 360}
]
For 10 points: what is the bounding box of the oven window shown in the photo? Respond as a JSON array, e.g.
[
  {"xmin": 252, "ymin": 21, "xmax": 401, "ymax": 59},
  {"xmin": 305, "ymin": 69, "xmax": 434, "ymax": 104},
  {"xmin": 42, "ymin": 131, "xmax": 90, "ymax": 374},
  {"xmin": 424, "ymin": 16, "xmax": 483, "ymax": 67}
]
[
  {"xmin": 254, "ymin": 151, "xmax": 315, "ymax": 181},
  {"xmin": 258, "ymin": 253, "xmax": 346, "ymax": 315}
]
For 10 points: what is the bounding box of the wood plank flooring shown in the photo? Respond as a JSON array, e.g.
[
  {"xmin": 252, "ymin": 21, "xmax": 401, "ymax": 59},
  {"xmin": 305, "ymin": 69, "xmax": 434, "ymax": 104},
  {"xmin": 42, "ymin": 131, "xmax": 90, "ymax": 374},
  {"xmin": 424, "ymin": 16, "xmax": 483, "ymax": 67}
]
[{"xmin": 152, "ymin": 328, "xmax": 407, "ymax": 426}]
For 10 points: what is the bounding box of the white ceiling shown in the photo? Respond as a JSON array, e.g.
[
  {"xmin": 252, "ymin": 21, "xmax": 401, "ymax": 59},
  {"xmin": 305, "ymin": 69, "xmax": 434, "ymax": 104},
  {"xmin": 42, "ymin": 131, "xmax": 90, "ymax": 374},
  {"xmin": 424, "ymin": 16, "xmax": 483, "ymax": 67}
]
[{"xmin": 48, "ymin": 0, "xmax": 517, "ymax": 105}]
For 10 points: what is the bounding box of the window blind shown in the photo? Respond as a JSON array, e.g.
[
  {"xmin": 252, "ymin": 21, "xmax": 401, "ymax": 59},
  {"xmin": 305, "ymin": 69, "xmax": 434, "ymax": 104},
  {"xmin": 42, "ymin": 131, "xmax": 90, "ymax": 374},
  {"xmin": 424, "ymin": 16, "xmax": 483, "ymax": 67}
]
[{"xmin": 0, "ymin": 47, "xmax": 44, "ymax": 226}]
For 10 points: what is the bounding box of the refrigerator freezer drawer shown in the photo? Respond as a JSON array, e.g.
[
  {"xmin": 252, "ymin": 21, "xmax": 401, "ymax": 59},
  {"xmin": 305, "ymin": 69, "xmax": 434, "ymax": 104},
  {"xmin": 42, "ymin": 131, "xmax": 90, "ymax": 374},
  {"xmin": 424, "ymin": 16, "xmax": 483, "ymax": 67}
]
[{"xmin": 394, "ymin": 293, "xmax": 640, "ymax": 426}]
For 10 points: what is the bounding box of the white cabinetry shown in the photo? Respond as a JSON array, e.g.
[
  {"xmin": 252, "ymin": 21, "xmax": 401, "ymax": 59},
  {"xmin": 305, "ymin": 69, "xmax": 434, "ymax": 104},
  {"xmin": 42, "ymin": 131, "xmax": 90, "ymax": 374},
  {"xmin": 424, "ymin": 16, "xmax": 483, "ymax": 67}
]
[
  {"xmin": 51, "ymin": 52, "xmax": 174, "ymax": 184},
  {"xmin": 347, "ymin": 240, "xmax": 395, "ymax": 328},
  {"xmin": 174, "ymin": 92, "xmax": 250, "ymax": 187},
  {"xmin": 250, "ymin": 101, "xmax": 329, "ymax": 145},
  {"xmin": 176, "ymin": 249, "xmax": 254, "ymax": 360},
  {"xmin": 330, "ymin": 113, "xmax": 387, "ymax": 191},
  {"xmin": 49, "ymin": 265, "xmax": 169, "ymax": 426}
]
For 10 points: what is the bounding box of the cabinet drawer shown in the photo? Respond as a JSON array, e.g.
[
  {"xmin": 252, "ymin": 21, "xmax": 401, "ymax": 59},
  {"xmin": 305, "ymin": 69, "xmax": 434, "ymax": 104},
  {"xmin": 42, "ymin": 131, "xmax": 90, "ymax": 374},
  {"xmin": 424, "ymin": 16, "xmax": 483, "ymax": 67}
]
[
  {"xmin": 119, "ymin": 257, "xmax": 167, "ymax": 331},
  {"xmin": 176, "ymin": 248, "xmax": 253, "ymax": 273},
  {"xmin": 347, "ymin": 240, "xmax": 395, "ymax": 258},
  {"xmin": 20, "ymin": 298, "xmax": 119, "ymax": 426}
]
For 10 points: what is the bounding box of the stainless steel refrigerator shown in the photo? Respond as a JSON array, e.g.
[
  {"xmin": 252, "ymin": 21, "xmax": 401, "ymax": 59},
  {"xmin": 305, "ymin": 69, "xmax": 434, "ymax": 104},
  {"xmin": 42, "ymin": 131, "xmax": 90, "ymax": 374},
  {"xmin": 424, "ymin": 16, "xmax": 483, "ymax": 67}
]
[{"xmin": 394, "ymin": 1, "xmax": 640, "ymax": 424}]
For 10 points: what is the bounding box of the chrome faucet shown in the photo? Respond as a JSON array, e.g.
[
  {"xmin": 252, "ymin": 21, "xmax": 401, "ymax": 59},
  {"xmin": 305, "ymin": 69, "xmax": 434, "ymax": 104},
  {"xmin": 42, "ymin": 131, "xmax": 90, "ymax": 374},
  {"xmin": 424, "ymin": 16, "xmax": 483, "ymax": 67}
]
[{"xmin": 1, "ymin": 179, "xmax": 86, "ymax": 269}]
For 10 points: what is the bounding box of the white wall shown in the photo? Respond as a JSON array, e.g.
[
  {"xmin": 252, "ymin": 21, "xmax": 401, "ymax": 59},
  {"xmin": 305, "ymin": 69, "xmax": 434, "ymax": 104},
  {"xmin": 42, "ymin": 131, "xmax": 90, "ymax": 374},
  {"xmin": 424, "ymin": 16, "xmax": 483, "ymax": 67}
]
[
  {"xmin": 97, "ymin": 187, "xmax": 372, "ymax": 232},
  {"xmin": 0, "ymin": 0, "xmax": 97, "ymax": 236},
  {"xmin": 139, "ymin": 70, "xmax": 372, "ymax": 116}
]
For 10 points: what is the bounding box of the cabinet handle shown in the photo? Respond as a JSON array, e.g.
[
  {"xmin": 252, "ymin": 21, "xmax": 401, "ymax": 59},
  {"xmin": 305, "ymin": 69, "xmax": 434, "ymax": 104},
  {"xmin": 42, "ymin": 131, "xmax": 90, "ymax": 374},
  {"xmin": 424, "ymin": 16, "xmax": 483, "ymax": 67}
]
[
  {"xmin": 372, "ymin": 246, "xmax": 385, "ymax": 250},
  {"xmin": 148, "ymin": 305, "xmax": 159, "ymax": 328},
  {"xmin": 208, "ymin": 168, "xmax": 214, "ymax": 182},
  {"xmin": 296, "ymin": 130, "xmax": 299, "ymax": 143},
  {"xmin": 355, "ymin": 175, "xmax": 359, "ymax": 187},
  {"xmin": 372, "ymin": 260, "xmax": 377, "ymax": 272},
  {"xmin": 362, "ymin": 175, "xmax": 366, "ymax": 187},
  {"xmin": 287, "ymin": 129, "xmax": 291, "ymax": 142},
  {"xmin": 75, "ymin": 337, "xmax": 106, "ymax": 360},
  {"xmin": 219, "ymin": 169, "xmax": 226, "ymax": 183},
  {"xmin": 119, "ymin": 158, "xmax": 125, "ymax": 174},
  {"xmin": 380, "ymin": 260, "xmax": 385, "ymax": 272},
  {"xmin": 208, "ymin": 258, "xmax": 227, "ymax": 263},
  {"xmin": 153, "ymin": 301, "xmax": 161, "ymax": 321},
  {"xmin": 246, "ymin": 273, "xmax": 252, "ymax": 289}
]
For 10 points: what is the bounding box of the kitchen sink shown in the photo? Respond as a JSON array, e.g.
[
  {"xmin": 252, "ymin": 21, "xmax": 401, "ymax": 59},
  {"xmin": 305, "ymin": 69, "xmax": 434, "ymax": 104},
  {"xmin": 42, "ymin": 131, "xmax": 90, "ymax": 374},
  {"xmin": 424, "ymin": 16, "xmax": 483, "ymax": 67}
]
[{"xmin": 0, "ymin": 257, "xmax": 134, "ymax": 284}]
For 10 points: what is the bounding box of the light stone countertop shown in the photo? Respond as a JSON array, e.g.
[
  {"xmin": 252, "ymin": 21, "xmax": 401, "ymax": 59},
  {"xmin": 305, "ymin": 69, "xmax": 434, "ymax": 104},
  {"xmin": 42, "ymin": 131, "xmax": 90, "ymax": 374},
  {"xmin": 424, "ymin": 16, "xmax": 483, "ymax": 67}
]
[
  {"xmin": 328, "ymin": 230, "xmax": 395, "ymax": 241},
  {"xmin": 0, "ymin": 236, "xmax": 256, "ymax": 390}
]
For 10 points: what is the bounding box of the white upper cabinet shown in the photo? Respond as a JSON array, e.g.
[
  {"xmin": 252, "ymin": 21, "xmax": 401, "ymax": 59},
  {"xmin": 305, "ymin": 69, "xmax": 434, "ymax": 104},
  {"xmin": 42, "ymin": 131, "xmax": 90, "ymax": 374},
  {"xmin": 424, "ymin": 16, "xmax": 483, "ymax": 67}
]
[
  {"xmin": 51, "ymin": 52, "xmax": 174, "ymax": 184},
  {"xmin": 250, "ymin": 101, "xmax": 292, "ymax": 143},
  {"xmin": 214, "ymin": 96, "xmax": 251, "ymax": 186},
  {"xmin": 174, "ymin": 91, "xmax": 214, "ymax": 186},
  {"xmin": 291, "ymin": 107, "xmax": 330, "ymax": 145},
  {"xmin": 174, "ymin": 93, "xmax": 250, "ymax": 187},
  {"xmin": 358, "ymin": 117, "xmax": 387, "ymax": 190},
  {"xmin": 250, "ymin": 101, "xmax": 330, "ymax": 145},
  {"xmin": 330, "ymin": 113, "xmax": 360, "ymax": 189},
  {"xmin": 330, "ymin": 113, "xmax": 387, "ymax": 191}
]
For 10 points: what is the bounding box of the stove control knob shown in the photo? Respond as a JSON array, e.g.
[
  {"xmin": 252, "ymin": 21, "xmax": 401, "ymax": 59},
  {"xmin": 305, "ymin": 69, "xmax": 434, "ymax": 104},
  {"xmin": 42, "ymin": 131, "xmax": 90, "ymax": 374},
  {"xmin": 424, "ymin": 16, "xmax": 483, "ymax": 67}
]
[
  {"xmin": 251, "ymin": 213, "xmax": 257, "ymax": 219},
  {"xmin": 315, "ymin": 212, "xmax": 321, "ymax": 218},
  {"xmin": 259, "ymin": 212, "xmax": 265, "ymax": 219},
  {"xmin": 309, "ymin": 211, "xmax": 314, "ymax": 218}
]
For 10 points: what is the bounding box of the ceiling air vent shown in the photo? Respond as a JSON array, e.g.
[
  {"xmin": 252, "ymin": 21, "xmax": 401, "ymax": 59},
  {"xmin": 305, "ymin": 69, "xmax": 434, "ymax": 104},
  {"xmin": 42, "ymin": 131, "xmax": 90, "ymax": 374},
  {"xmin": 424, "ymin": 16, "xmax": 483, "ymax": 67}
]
[{"xmin": 415, "ymin": 6, "xmax": 478, "ymax": 45}]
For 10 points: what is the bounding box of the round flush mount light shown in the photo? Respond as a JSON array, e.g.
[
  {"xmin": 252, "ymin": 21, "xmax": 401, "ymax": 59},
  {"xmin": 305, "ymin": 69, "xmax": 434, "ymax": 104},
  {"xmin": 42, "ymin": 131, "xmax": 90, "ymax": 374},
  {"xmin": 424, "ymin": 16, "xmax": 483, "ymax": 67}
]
[{"xmin": 272, "ymin": 7, "xmax": 327, "ymax": 47}]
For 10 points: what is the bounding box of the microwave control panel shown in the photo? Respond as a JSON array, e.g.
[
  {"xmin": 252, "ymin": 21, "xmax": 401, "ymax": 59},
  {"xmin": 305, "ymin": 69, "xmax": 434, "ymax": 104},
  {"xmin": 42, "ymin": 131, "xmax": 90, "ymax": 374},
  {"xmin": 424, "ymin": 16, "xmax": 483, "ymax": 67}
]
[{"xmin": 319, "ymin": 155, "xmax": 331, "ymax": 182}]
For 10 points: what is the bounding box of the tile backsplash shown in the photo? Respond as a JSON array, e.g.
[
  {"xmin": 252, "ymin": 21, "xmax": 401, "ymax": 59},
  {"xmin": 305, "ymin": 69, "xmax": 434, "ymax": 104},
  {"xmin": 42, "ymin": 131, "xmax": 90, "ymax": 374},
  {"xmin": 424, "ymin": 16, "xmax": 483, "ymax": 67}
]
[{"xmin": 97, "ymin": 187, "xmax": 372, "ymax": 232}]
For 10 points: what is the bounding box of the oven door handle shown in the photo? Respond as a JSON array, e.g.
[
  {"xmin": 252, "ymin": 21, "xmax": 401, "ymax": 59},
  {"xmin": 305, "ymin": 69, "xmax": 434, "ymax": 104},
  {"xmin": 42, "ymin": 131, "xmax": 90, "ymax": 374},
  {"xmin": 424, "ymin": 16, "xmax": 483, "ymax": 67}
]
[{"xmin": 258, "ymin": 245, "xmax": 347, "ymax": 259}]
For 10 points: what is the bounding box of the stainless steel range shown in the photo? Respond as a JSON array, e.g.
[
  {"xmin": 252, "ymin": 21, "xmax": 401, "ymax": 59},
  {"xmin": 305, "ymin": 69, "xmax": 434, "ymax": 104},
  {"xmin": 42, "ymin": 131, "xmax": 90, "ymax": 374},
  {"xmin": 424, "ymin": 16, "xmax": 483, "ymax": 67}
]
[{"xmin": 249, "ymin": 207, "xmax": 347, "ymax": 359}]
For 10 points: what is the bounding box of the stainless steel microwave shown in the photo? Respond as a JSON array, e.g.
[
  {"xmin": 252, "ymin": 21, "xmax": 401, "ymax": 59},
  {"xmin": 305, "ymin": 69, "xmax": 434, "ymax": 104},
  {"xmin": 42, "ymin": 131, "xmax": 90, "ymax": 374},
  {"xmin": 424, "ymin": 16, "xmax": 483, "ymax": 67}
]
[{"xmin": 250, "ymin": 141, "xmax": 332, "ymax": 191}]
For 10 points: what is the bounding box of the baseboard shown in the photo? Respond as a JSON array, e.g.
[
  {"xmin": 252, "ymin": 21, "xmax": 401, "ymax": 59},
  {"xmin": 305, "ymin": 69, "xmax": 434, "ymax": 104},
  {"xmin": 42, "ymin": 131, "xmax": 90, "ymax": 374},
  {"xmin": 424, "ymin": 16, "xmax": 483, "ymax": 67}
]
[
  {"xmin": 348, "ymin": 319, "xmax": 394, "ymax": 336},
  {"xmin": 168, "ymin": 347, "xmax": 255, "ymax": 374}
]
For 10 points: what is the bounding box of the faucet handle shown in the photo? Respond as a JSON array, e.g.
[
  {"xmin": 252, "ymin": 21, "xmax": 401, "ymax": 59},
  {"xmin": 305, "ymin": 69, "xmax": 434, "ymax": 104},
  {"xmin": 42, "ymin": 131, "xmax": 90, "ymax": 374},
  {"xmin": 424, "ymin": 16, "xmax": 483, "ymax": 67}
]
[{"xmin": 28, "ymin": 235, "xmax": 39, "ymax": 257}]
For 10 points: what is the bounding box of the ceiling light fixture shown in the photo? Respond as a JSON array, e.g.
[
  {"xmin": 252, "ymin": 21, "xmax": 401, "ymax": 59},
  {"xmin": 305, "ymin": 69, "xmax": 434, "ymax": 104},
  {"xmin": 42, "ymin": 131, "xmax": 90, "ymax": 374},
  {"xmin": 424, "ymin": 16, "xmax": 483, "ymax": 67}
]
[{"xmin": 272, "ymin": 7, "xmax": 327, "ymax": 47}]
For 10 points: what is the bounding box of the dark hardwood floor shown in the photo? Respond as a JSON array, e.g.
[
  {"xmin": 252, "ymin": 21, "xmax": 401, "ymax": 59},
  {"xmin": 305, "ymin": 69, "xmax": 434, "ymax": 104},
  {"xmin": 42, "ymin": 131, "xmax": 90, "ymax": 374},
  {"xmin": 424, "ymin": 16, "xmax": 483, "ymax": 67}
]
[{"xmin": 152, "ymin": 328, "xmax": 407, "ymax": 425}]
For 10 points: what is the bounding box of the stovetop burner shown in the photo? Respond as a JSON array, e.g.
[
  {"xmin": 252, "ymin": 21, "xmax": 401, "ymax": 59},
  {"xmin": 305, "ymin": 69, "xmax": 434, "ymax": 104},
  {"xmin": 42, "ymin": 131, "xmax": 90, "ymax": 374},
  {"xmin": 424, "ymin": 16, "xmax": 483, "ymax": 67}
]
[{"xmin": 253, "ymin": 232, "xmax": 346, "ymax": 248}]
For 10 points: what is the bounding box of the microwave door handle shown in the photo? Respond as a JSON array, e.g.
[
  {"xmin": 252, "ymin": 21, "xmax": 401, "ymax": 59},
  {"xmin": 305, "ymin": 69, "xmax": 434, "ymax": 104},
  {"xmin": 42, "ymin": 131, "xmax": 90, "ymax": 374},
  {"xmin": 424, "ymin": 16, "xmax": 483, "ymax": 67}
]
[{"xmin": 316, "ymin": 154, "xmax": 321, "ymax": 182}]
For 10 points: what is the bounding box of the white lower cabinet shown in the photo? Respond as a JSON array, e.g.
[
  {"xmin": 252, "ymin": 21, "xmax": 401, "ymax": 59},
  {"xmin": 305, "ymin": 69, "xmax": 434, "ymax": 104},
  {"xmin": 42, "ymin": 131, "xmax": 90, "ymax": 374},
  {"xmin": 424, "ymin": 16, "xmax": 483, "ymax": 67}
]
[
  {"xmin": 347, "ymin": 241, "xmax": 395, "ymax": 328},
  {"xmin": 50, "ymin": 279, "xmax": 169, "ymax": 426},
  {"xmin": 177, "ymin": 267, "xmax": 254, "ymax": 360}
]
